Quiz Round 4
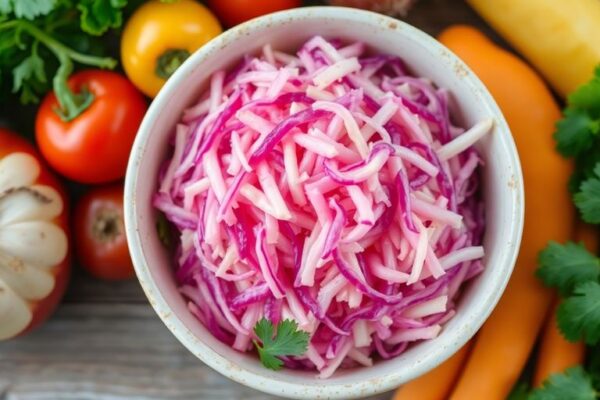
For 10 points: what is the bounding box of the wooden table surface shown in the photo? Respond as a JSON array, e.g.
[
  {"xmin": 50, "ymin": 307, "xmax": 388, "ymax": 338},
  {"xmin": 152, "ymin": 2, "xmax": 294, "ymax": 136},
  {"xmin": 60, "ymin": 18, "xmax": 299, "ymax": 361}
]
[{"xmin": 0, "ymin": 1, "xmax": 500, "ymax": 399}]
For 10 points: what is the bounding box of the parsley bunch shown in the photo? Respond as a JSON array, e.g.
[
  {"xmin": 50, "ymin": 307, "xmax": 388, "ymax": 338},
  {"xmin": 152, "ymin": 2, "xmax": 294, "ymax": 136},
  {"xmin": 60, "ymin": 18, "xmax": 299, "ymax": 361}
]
[{"xmin": 0, "ymin": 0, "xmax": 129, "ymax": 119}]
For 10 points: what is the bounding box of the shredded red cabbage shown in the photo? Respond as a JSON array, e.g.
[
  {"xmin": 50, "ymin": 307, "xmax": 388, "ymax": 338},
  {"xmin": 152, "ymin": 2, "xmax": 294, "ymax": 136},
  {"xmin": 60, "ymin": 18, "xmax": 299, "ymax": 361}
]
[{"xmin": 155, "ymin": 38, "xmax": 491, "ymax": 378}]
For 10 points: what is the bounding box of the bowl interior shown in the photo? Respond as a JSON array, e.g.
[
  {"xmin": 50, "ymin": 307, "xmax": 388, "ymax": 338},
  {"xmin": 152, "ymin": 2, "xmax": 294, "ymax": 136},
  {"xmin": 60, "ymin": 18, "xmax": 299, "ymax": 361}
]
[{"xmin": 125, "ymin": 7, "xmax": 523, "ymax": 399}]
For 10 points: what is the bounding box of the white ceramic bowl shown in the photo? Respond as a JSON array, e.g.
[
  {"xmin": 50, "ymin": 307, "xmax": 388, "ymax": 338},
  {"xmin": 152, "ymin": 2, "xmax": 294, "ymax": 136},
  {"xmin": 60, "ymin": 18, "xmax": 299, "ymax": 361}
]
[{"xmin": 124, "ymin": 7, "xmax": 524, "ymax": 399}]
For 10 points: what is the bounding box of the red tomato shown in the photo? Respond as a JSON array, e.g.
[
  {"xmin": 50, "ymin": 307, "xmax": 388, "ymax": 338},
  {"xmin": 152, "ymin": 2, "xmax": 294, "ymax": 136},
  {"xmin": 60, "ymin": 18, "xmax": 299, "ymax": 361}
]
[
  {"xmin": 35, "ymin": 70, "xmax": 147, "ymax": 184},
  {"xmin": 0, "ymin": 128, "xmax": 70, "ymax": 340},
  {"xmin": 74, "ymin": 184, "xmax": 134, "ymax": 281},
  {"xmin": 207, "ymin": 0, "xmax": 301, "ymax": 26}
]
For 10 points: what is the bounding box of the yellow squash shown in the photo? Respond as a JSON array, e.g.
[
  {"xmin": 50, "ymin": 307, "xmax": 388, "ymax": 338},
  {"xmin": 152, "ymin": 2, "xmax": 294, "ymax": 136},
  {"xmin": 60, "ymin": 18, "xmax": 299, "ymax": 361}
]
[{"xmin": 467, "ymin": 0, "xmax": 600, "ymax": 97}]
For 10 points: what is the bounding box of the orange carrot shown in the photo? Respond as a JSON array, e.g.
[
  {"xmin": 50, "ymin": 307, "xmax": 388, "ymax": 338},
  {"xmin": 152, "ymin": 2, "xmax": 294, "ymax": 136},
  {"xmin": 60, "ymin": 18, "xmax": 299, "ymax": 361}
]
[
  {"xmin": 392, "ymin": 343, "xmax": 472, "ymax": 400},
  {"xmin": 532, "ymin": 222, "xmax": 597, "ymax": 386},
  {"xmin": 438, "ymin": 26, "xmax": 573, "ymax": 400}
]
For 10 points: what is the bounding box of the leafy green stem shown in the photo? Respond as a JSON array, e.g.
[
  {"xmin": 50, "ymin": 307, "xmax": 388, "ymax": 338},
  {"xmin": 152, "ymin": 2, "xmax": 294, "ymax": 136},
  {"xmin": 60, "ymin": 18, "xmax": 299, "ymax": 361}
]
[{"xmin": 9, "ymin": 20, "xmax": 116, "ymax": 121}]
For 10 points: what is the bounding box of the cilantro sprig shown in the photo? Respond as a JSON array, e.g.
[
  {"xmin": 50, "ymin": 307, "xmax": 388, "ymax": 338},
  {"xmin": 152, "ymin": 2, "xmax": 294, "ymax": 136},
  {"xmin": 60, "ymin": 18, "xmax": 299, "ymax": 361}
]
[
  {"xmin": 530, "ymin": 367, "xmax": 598, "ymax": 400},
  {"xmin": 0, "ymin": 0, "xmax": 128, "ymax": 119},
  {"xmin": 555, "ymin": 67, "xmax": 600, "ymax": 159},
  {"xmin": 253, "ymin": 318, "xmax": 309, "ymax": 371},
  {"xmin": 538, "ymin": 241, "xmax": 600, "ymax": 344}
]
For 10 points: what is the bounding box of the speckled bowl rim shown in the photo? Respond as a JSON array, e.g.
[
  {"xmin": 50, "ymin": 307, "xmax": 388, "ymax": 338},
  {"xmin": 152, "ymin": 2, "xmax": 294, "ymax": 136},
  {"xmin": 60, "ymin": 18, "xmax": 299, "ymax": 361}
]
[{"xmin": 125, "ymin": 6, "xmax": 524, "ymax": 399}]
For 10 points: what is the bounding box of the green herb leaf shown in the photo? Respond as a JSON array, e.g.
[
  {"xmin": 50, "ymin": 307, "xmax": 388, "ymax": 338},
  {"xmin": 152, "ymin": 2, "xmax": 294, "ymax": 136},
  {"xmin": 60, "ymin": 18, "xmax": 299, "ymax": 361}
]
[
  {"xmin": 0, "ymin": 0, "xmax": 57, "ymax": 20},
  {"xmin": 529, "ymin": 366, "xmax": 597, "ymax": 400},
  {"xmin": 11, "ymin": 48, "xmax": 47, "ymax": 104},
  {"xmin": 253, "ymin": 318, "xmax": 309, "ymax": 371},
  {"xmin": 558, "ymin": 281, "xmax": 600, "ymax": 345},
  {"xmin": 554, "ymin": 109, "xmax": 600, "ymax": 157},
  {"xmin": 77, "ymin": 0, "xmax": 127, "ymax": 36},
  {"xmin": 537, "ymin": 241, "xmax": 600, "ymax": 296},
  {"xmin": 569, "ymin": 66, "xmax": 600, "ymax": 117},
  {"xmin": 575, "ymin": 163, "xmax": 600, "ymax": 224}
]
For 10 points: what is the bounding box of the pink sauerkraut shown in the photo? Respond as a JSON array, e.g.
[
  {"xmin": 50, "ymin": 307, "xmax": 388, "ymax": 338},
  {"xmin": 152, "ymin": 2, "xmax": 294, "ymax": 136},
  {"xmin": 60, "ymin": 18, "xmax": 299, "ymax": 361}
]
[{"xmin": 155, "ymin": 36, "xmax": 491, "ymax": 378}]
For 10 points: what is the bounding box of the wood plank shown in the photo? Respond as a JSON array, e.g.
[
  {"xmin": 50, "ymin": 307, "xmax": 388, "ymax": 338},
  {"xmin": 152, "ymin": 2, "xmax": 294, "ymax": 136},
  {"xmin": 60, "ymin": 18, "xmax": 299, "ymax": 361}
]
[{"xmin": 0, "ymin": 304, "xmax": 390, "ymax": 400}]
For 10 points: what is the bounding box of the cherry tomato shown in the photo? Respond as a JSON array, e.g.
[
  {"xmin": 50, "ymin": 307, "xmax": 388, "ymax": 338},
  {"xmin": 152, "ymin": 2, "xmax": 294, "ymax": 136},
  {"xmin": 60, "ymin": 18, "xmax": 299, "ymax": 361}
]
[
  {"xmin": 122, "ymin": 0, "xmax": 222, "ymax": 97},
  {"xmin": 0, "ymin": 128, "xmax": 70, "ymax": 340},
  {"xmin": 36, "ymin": 70, "xmax": 147, "ymax": 184},
  {"xmin": 74, "ymin": 184, "xmax": 134, "ymax": 281},
  {"xmin": 207, "ymin": 0, "xmax": 302, "ymax": 27}
]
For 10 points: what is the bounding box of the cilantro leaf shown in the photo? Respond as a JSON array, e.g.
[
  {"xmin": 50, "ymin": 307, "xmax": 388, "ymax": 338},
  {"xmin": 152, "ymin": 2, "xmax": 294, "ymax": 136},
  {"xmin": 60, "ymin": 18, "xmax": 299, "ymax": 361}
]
[
  {"xmin": 253, "ymin": 318, "xmax": 309, "ymax": 371},
  {"xmin": 575, "ymin": 163, "xmax": 600, "ymax": 224},
  {"xmin": 554, "ymin": 109, "xmax": 600, "ymax": 157},
  {"xmin": 558, "ymin": 281, "xmax": 600, "ymax": 345},
  {"xmin": 537, "ymin": 241, "xmax": 600, "ymax": 296},
  {"xmin": 77, "ymin": 0, "xmax": 127, "ymax": 36},
  {"xmin": 0, "ymin": 0, "xmax": 57, "ymax": 20},
  {"xmin": 529, "ymin": 366, "xmax": 597, "ymax": 400},
  {"xmin": 11, "ymin": 49, "xmax": 47, "ymax": 104},
  {"xmin": 569, "ymin": 66, "xmax": 600, "ymax": 118}
]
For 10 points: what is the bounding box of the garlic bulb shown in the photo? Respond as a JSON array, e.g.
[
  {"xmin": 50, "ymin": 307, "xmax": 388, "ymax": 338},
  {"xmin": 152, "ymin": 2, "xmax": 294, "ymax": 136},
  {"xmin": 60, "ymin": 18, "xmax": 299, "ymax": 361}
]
[{"xmin": 0, "ymin": 153, "xmax": 68, "ymax": 339}]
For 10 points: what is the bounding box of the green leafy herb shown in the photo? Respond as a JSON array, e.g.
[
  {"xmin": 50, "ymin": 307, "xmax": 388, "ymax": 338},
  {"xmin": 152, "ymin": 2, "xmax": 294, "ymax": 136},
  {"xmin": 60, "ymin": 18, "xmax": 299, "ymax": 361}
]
[
  {"xmin": 78, "ymin": 0, "xmax": 127, "ymax": 36},
  {"xmin": 537, "ymin": 241, "xmax": 600, "ymax": 296},
  {"xmin": 575, "ymin": 163, "xmax": 600, "ymax": 224},
  {"xmin": 0, "ymin": 0, "xmax": 121, "ymax": 111},
  {"xmin": 0, "ymin": 0, "xmax": 57, "ymax": 20},
  {"xmin": 557, "ymin": 281, "xmax": 600, "ymax": 344},
  {"xmin": 11, "ymin": 42, "xmax": 46, "ymax": 103},
  {"xmin": 555, "ymin": 109, "xmax": 600, "ymax": 157},
  {"xmin": 253, "ymin": 318, "xmax": 309, "ymax": 371},
  {"xmin": 529, "ymin": 366, "xmax": 597, "ymax": 400},
  {"xmin": 555, "ymin": 67, "xmax": 600, "ymax": 159}
]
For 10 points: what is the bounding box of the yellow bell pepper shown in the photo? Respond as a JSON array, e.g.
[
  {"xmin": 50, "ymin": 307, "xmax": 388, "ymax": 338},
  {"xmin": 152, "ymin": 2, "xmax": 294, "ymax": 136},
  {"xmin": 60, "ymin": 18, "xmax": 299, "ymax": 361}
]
[
  {"xmin": 467, "ymin": 0, "xmax": 600, "ymax": 97},
  {"xmin": 121, "ymin": 0, "xmax": 222, "ymax": 98}
]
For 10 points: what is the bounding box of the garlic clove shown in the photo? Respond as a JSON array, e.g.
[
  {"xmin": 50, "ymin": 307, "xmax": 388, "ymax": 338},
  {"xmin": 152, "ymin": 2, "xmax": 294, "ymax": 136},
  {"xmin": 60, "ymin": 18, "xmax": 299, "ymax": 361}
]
[
  {"xmin": 0, "ymin": 221, "xmax": 68, "ymax": 269},
  {"xmin": 0, "ymin": 252, "xmax": 55, "ymax": 300},
  {"xmin": 0, "ymin": 153, "xmax": 40, "ymax": 193},
  {"xmin": 0, "ymin": 185, "xmax": 64, "ymax": 226},
  {"xmin": 0, "ymin": 279, "xmax": 32, "ymax": 340}
]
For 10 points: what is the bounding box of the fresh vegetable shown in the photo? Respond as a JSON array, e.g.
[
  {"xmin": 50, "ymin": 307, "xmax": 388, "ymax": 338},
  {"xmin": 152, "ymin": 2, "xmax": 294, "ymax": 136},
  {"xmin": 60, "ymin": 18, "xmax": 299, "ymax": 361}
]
[
  {"xmin": 466, "ymin": 0, "xmax": 600, "ymax": 98},
  {"xmin": 35, "ymin": 70, "xmax": 147, "ymax": 184},
  {"xmin": 253, "ymin": 318, "xmax": 310, "ymax": 370},
  {"xmin": 392, "ymin": 343, "xmax": 472, "ymax": 400},
  {"xmin": 327, "ymin": 0, "xmax": 418, "ymax": 16},
  {"xmin": 0, "ymin": 1, "xmax": 123, "ymax": 113},
  {"xmin": 552, "ymin": 66, "xmax": 600, "ymax": 197},
  {"xmin": 530, "ymin": 366, "xmax": 597, "ymax": 400},
  {"xmin": 74, "ymin": 184, "xmax": 133, "ymax": 281},
  {"xmin": 438, "ymin": 26, "xmax": 572, "ymax": 400},
  {"xmin": 533, "ymin": 223, "xmax": 596, "ymax": 387},
  {"xmin": 538, "ymin": 238, "xmax": 600, "ymax": 345},
  {"xmin": 121, "ymin": 0, "xmax": 222, "ymax": 98},
  {"xmin": 158, "ymin": 36, "xmax": 490, "ymax": 377},
  {"xmin": 207, "ymin": 0, "xmax": 301, "ymax": 27},
  {"xmin": 0, "ymin": 128, "xmax": 70, "ymax": 340}
]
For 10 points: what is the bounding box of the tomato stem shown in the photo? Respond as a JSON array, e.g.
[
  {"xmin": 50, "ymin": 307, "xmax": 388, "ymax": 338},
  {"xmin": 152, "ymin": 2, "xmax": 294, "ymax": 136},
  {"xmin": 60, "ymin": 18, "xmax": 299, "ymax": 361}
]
[
  {"xmin": 14, "ymin": 21, "xmax": 117, "ymax": 121},
  {"xmin": 155, "ymin": 49, "xmax": 190, "ymax": 80}
]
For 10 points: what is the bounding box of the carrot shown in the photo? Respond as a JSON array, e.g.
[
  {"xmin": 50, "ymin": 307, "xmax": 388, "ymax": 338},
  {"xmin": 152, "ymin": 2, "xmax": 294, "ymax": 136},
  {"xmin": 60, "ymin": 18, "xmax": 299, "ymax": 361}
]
[
  {"xmin": 392, "ymin": 343, "xmax": 472, "ymax": 400},
  {"xmin": 438, "ymin": 26, "xmax": 573, "ymax": 400},
  {"xmin": 532, "ymin": 222, "xmax": 597, "ymax": 386}
]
